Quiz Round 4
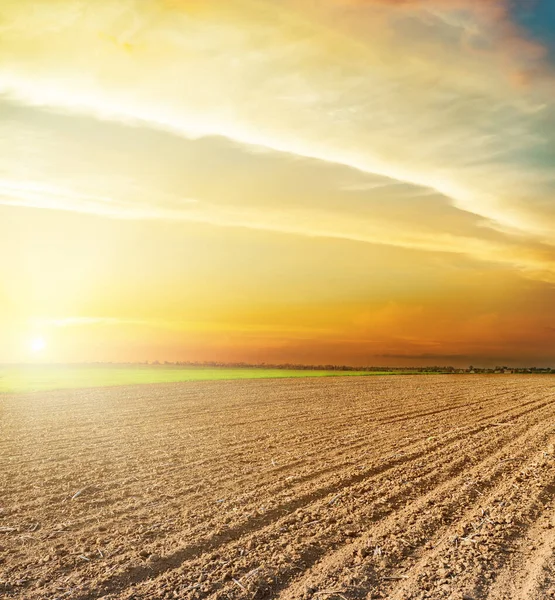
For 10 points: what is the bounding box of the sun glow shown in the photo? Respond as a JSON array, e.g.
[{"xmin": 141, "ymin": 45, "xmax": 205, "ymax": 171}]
[{"xmin": 30, "ymin": 337, "xmax": 46, "ymax": 353}]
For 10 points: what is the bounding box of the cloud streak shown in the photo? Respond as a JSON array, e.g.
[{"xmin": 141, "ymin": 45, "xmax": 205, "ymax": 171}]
[
  {"xmin": 0, "ymin": 0, "xmax": 554, "ymax": 282},
  {"xmin": 0, "ymin": 0, "xmax": 553, "ymax": 228},
  {"xmin": 3, "ymin": 172, "xmax": 555, "ymax": 283}
]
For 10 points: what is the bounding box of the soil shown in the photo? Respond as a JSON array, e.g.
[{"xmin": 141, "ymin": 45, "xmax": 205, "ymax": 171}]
[{"xmin": 1, "ymin": 375, "xmax": 554, "ymax": 600}]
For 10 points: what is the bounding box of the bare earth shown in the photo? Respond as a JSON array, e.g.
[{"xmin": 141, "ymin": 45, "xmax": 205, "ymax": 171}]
[{"xmin": 1, "ymin": 375, "xmax": 555, "ymax": 600}]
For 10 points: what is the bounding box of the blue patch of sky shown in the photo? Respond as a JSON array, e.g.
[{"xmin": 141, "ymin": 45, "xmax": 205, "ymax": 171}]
[{"xmin": 510, "ymin": 0, "xmax": 555, "ymax": 61}]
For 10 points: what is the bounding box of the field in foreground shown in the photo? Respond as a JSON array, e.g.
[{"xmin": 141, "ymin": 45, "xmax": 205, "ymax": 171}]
[
  {"xmin": 1, "ymin": 376, "xmax": 555, "ymax": 600},
  {"xmin": 0, "ymin": 366, "xmax": 402, "ymax": 394}
]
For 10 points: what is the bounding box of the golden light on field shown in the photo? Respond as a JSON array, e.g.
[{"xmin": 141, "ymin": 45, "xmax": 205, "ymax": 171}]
[{"xmin": 0, "ymin": 0, "xmax": 554, "ymax": 367}]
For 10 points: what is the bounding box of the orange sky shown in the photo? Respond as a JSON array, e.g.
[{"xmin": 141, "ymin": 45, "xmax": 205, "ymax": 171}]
[{"xmin": 1, "ymin": 0, "xmax": 554, "ymax": 367}]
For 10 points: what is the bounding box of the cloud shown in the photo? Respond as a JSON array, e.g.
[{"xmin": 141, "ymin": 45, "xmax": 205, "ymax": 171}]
[
  {"xmin": 0, "ymin": 178, "xmax": 197, "ymax": 220},
  {"xmin": 26, "ymin": 316, "xmax": 334, "ymax": 338},
  {"xmin": 4, "ymin": 173, "xmax": 555, "ymax": 283},
  {"xmin": 31, "ymin": 317, "xmax": 126, "ymax": 327},
  {"xmin": 0, "ymin": 0, "xmax": 554, "ymax": 280},
  {"xmin": 375, "ymin": 353, "xmax": 473, "ymax": 361},
  {"xmin": 329, "ymin": 0, "xmax": 548, "ymax": 68}
]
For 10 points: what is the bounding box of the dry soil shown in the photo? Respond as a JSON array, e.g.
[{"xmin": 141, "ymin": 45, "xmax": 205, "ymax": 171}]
[{"xmin": 1, "ymin": 375, "xmax": 554, "ymax": 600}]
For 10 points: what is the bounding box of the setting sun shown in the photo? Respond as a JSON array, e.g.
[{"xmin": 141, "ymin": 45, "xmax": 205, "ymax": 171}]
[{"xmin": 30, "ymin": 337, "xmax": 46, "ymax": 353}]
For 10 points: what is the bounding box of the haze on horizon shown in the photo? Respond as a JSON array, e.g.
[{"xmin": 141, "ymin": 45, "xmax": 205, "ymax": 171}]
[{"xmin": 1, "ymin": 0, "xmax": 555, "ymax": 367}]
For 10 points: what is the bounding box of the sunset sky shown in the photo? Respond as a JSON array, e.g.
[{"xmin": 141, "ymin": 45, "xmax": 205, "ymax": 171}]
[{"xmin": 1, "ymin": 0, "xmax": 555, "ymax": 366}]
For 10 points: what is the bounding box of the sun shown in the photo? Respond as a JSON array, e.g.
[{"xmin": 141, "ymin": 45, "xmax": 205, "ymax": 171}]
[{"xmin": 30, "ymin": 337, "xmax": 47, "ymax": 353}]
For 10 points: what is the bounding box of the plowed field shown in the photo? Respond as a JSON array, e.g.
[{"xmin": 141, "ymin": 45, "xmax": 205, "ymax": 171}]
[{"xmin": 1, "ymin": 375, "xmax": 555, "ymax": 600}]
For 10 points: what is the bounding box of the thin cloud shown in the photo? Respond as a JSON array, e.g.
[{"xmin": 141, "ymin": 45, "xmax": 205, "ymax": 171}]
[
  {"xmin": 375, "ymin": 353, "xmax": 473, "ymax": 360},
  {"xmin": 0, "ymin": 0, "xmax": 554, "ymax": 278}
]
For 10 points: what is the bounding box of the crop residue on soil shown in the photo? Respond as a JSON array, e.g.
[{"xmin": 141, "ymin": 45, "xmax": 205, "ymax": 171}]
[{"xmin": 1, "ymin": 375, "xmax": 554, "ymax": 599}]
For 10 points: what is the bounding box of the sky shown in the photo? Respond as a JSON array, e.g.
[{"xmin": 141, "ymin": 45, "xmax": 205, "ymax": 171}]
[{"xmin": 1, "ymin": 0, "xmax": 554, "ymax": 367}]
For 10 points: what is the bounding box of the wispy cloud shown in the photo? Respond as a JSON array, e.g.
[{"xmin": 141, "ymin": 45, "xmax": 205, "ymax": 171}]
[
  {"xmin": 0, "ymin": 0, "xmax": 554, "ymax": 282},
  {"xmin": 27, "ymin": 316, "xmax": 334, "ymax": 337},
  {"xmin": 0, "ymin": 178, "xmax": 198, "ymax": 219},
  {"xmin": 30, "ymin": 317, "xmax": 128, "ymax": 328}
]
